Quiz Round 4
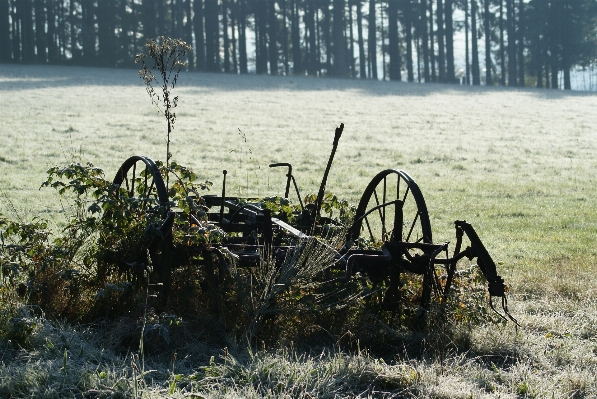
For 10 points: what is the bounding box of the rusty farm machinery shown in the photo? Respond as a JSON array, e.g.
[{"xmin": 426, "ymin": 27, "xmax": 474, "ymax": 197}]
[{"xmin": 110, "ymin": 123, "xmax": 517, "ymax": 325}]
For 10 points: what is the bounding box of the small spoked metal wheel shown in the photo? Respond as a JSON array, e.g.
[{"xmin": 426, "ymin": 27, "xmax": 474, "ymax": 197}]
[
  {"xmin": 106, "ymin": 156, "xmax": 174, "ymax": 302},
  {"xmin": 112, "ymin": 155, "xmax": 169, "ymax": 217},
  {"xmin": 349, "ymin": 169, "xmax": 435, "ymax": 321}
]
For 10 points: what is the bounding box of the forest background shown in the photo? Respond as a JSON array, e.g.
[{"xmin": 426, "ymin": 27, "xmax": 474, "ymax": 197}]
[{"xmin": 1, "ymin": 0, "xmax": 597, "ymax": 91}]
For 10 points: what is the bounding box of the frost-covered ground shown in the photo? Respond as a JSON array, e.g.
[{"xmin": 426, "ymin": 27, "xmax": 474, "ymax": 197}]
[{"xmin": 2, "ymin": 64, "xmax": 597, "ymax": 397}]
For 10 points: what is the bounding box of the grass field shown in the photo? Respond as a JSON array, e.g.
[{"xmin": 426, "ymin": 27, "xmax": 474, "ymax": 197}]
[{"xmin": 2, "ymin": 63, "xmax": 597, "ymax": 397}]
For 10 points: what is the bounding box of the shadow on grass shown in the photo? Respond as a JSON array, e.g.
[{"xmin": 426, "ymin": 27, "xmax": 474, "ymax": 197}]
[{"xmin": 2, "ymin": 63, "xmax": 596, "ymax": 99}]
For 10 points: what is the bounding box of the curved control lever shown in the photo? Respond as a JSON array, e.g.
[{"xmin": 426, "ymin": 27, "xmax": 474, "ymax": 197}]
[
  {"xmin": 269, "ymin": 162, "xmax": 304, "ymax": 211},
  {"xmin": 269, "ymin": 163, "xmax": 292, "ymax": 198}
]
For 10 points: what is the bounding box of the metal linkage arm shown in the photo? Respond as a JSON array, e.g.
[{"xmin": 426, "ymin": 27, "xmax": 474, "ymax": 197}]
[{"xmin": 455, "ymin": 220, "xmax": 519, "ymax": 325}]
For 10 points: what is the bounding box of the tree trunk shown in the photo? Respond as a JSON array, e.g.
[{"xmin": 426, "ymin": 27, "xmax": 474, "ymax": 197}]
[
  {"xmin": 332, "ymin": 0, "xmax": 347, "ymax": 76},
  {"xmin": 314, "ymin": 2, "xmax": 321, "ymax": 75},
  {"xmin": 194, "ymin": 0, "xmax": 206, "ymax": 71},
  {"xmin": 175, "ymin": 0, "xmax": 184, "ymax": 39},
  {"xmin": 156, "ymin": 0, "xmax": 165, "ymax": 36},
  {"xmin": 305, "ymin": 0, "xmax": 317, "ymax": 76},
  {"xmin": 549, "ymin": 1, "xmax": 558, "ymax": 89},
  {"xmin": 81, "ymin": 0, "xmax": 95, "ymax": 64},
  {"xmin": 368, "ymin": 0, "xmax": 377, "ymax": 79},
  {"xmin": 420, "ymin": 0, "xmax": 430, "ymax": 82},
  {"xmin": 231, "ymin": 0, "xmax": 239, "ymax": 73},
  {"xmin": 322, "ymin": 3, "xmax": 332, "ymax": 75},
  {"xmin": 34, "ymin": 0, "xmax": 47, "ymax": 63},
  {"xmin": 387, "ymin": 0, "xmax": 400, "ymax": 81},
  {"xmin": 205, "ymin": 0, "xmax": 216, "ymax": 71},
  {"xmin": 416, "ymin": 31, "xmax": 421, "ymax": 82},
  {"xmin": 268, "ymin": 0, "xmax": 278, "ymax": 75},
  {"xmin": 429, "ymin": 0, "xmax": 436, "ymax": 81},
  {"xmin": 47, "ymin": 0, "xmax": 58, "ymax": 63},
  {"xmin": 499, "ymin": 0, "xmax": 505, "ymax": 85},
  {"xmin": 205, "ymin": 0, "xmax": 218, "ymax": 71},
  {"xmin": 349, "ymin": 0, "xmax": 355, "ymax": 77},
  {"xmin": 562, "ymin": 7, "xmax": 571, "ymax": 90},
  {"xmin": 21, "ymin": 0, "xmax": 35, "ymax": 63},
  {"xmin": 12, "ymin": 2, "xmax": 20, "ymax": 62},
  {"xmin": 238, "ymin": 0, "xmax": 248, "ymax": 73},
  {"xmin": 0, "ymin": 0, "xmax": 11, "ymax": 62},
  {"xmin": 291, "ymin": 0, "xmax": 302, "ymax": 74},
  {"xmin": 97, "ymin": 0, "xmax": 116, "ymax": 67},
  {"xmin": 517, "ymin": 0, "xmax": 524, "ymax": 86},
  {"xmin": 223, "ymin": 0, "xmax": 231, "ymax": 73},
  {"xmin": 214, "ymin": 0, "xmax": 221, "ymax": 68},
  {"xmin": 471, "ymin": 0, "xmax": 480, "ymax": 85},
  {"xmin": 404, "ymin": 1, "xmax": 414, "ymax": 82},
  {"xmin": 484, "ymin": 0, "xmax": 492, "ymax": 85},
  {"xmin": 356, "ymin": 0, "xmax": 366, "ymax": 78},
  {"xmin": 256, "ymin": 1, "xmax": 268, "ymax": 74},
  {"xmin": 70, "ymin": 0, "xmax": 80, "ymax": 62},
  {"xmin": 380, "ymin": 1, "xmax": 386, "ymax": 80},
  {"xmin": 436, "ymin": 0, "xmax": 445, "ymax": 82},
  {"xmin": 120, "ymin": 0, "xmax": 130, "ymax": 66},
  {"xmin": 185, "ymin": 0, "xmax": 194, "ymax": 69},
  {"xmin": 464, "ymin": 0, "xmax": 470, "ymax": 84},
  {"xmin": 445, "ymin": 0, "xmax": 455, "ymax": 82},
  {"xmin": 282, "ymin": 0, "xmax": 289, "ymax": 75},
  {"xmin": 535, "ymin": 29, "xmax": 543, "ymax": 88},
  {"xmin": 142, "ymin": 0, "xmax": 156, "ymax": 41},
  {"xmin": 506, "ymin": 0, "xmax": 516, "ymax": 86}
]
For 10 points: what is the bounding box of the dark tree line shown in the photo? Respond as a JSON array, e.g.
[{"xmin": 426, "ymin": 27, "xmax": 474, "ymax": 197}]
[{"xmin": 1, "ymin": 0, "xmax": 596, "ymax": 89}]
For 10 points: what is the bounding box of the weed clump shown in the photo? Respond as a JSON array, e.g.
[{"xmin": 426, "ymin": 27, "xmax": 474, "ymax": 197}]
[{"xmin": 135, "ymin": 36, "xmax": 192, "ymax": 190}]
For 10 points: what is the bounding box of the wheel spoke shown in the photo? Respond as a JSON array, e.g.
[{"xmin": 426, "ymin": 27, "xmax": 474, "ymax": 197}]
[
  {"xmin": 141, "ymin": 167, "xmax": 150, "ymax": 211},
  {"xmin": 406, "ymin": 211, "xmax": 420, "ymax": 242},
  {"xmin": 364, "ymin": 215, "xmax": 374, "ymax": 242},
  {"xmin": 130, "ymin": 162, "xmax": 137, "ymax": 197},
  {"xmin": 372, "ymin": 189, "xmax": 387, "ymax": 242},
  {"xmin": 382, "ymin": 177, "xmax": 387, "ymax": 241},
  {"xmin": 146, "ymin": 180, "xmax": 155, "ymax": 204},
  {"xmin": 402, "ymin": 185, "xmax": 410, "ymax": 203}
]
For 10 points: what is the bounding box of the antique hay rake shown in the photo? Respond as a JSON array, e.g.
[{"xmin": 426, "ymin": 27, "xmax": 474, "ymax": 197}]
[{"xmin": 111, "ymin": 123, "xmax": 517, "ymax": 324}]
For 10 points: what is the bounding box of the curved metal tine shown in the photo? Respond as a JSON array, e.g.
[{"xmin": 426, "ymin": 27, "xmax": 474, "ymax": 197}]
[
  {"xmin": 502, "ymin": 295, "xmax": 520, "ymax": 326},
  {"xmin": 489, "ymin": 296, "xmax": 510, "ymax": 323},
  {"xmin": 429, "ymin": 246, "xmax": 445, "ymax": 298}
]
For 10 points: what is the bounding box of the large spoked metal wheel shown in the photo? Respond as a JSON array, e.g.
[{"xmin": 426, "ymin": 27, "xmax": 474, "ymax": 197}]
[
  {"xmin": 349, "ymin": 169, "xmax": 435, "ymax": 319},
  {"xmin": 350, "ymin": 169, "xmax": 432, "ymax": 246}
]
